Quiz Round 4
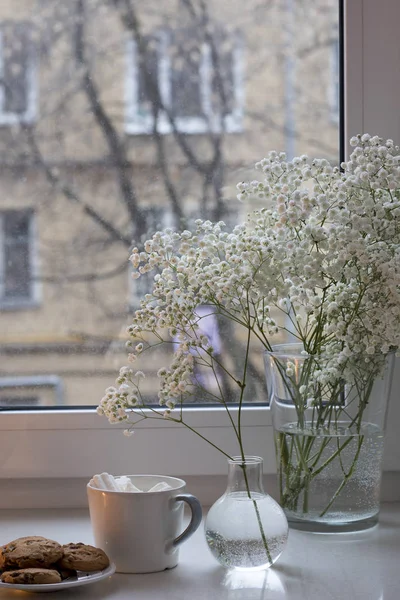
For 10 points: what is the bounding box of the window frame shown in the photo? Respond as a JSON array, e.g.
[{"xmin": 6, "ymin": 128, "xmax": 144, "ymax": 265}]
[
  {"xmin": 124, "ymin": 30, "xmax": 244, "ymax": 135},
  {"xmin": 0, "ymin": 26, "xmax": 37, "ymax": 126},
  {"xmin": 1, "ymin": 0, "xmax": 400, "ymax": 501}
]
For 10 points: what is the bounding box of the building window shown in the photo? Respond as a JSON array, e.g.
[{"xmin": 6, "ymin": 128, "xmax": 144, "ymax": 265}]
[
  {"xmin": 0, "ymin": 21, "xmax": 37, "ymax": 126},
  {"xmin": 0, "ymin": 396, "xmax": 39, "ymax": 408},
  {"xmin": 125, "ymin": 26, "xmax": 244, "ymax": 135},
  {"xmin": 0, "ymin": 375, "xmax": 64, "ymax": 407},
  {"xmin": 0, "ymin": 210, "xmax": 39, "ymax": 308}
]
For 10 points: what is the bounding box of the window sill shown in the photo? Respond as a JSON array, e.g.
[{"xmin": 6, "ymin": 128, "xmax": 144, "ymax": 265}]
[
  {"xmin": 125, "ymin": 117, "xmax": 244, "ymax": 136},
  {"xmin": 0, "ymin": 504, "xmax": 398, "ymax": 599},
  {"xmin": 0, "ymin": 299, "xmax": 41, "ymax": 312}
]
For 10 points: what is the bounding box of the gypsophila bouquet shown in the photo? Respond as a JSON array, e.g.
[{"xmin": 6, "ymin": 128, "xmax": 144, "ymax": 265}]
[{"xmin": 99, "ymin": 135, "xmax": 400, "ymax": 514}]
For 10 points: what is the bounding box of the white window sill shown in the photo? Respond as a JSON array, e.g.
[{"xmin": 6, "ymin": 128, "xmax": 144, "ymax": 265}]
[
  {"xmin": 125, "ymin": 120, "xmax": 244, "ymax": 135},
  {"xmin": 0, "ymin": 504, "xmax": 398, "ymax": 599},
  {"xmin": 0, "ymin": 114, "xmax": 36, "ymax": 127}
]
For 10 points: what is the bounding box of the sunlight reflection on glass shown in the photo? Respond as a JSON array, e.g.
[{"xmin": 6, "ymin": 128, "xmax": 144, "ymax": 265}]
[{"xmin": 222, "ymin": 567, "xmax": 286, "ymax": 599}]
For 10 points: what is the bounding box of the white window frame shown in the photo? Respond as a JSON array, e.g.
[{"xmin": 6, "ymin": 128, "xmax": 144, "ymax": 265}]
[
  {"xmin": 0, "ymin": 28, "xmax": 37, "ymax": 126},
  {"xmin": 1, "ymin": 0, "xmax": 400, "ymax": 506},
  {"xmin": 125, "ymin": 30, "xmax": 244, "ymax": 135},
  {"xmin": 0, "ymin": 210, "xmax": 41, "ymax": 309}
]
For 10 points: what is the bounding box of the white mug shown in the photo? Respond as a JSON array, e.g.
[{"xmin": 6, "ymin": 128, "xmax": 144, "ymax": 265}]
[{"xmin": 87, "ymin": 474, "xmax": 202, "ymax": 573}]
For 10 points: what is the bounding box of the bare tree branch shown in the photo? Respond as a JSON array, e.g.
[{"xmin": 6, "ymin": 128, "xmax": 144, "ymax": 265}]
[
  {"xmin": 75, "ymin": 0, "xmax": 146, "ymax": 237},
  {"xmin": 178, "ymin": 0, "xmax": 227, "ymax": 220},
  {"xmin": 25, "ymin": 127, "xmax": 132, "ymax": 245},
  {"xmin": 110, "ymin": 0, "xmax": 232, "ymax": 225},
  {"xmin": 298, "ymin": 35, "xmax": 337, "ymax": 59},
  {"xmin": 152, "ymin": 121, "xmax": 185, "ymax": 227},
  {"xmin": 111, "ymin": 0, "xmax": 208, "ymax": 176}
]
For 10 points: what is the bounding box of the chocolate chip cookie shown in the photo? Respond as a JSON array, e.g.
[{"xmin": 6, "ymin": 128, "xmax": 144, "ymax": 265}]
[
  {"xmin": 58, "ymin": 543, "xmax": 109, "ymax": 571},
  {"xmin": 1, "ymin": 568, "xmax": 62, "ymax": 585},
  {"xmin": 0, "ymin": 536, "xmax": 63, "ymax": 569}
]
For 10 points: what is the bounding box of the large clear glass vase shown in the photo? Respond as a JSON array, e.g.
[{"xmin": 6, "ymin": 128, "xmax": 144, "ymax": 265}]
[
  {"xmin": 205, "ymin": 456, "xmax": 288, "ymax": 570},
  {"xmin": 266, "ymin": 343, "xmax": 395, "ymax": 533}
]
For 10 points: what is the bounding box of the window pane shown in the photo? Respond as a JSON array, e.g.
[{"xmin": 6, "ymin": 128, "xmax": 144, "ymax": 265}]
[
  {"xmin": 170, "ymin": 28, "xmax": 203, "ymax": 118},
  {"xmin": 210, "ymin": 27, "xmax": 236, "ymax": 116},
  {"xmin": 4, "ymin": 241, "xmax": 31, "ymax": 298},
  {"xmin": 2, "ymin": 211, "xmax": 32, "ymax": 299},
  {"xmin": 2, "ymin": 22, "xmax": 30, "ymax": 114},
  {"xmin": 0, "ymin": 0, "xmax": 339, "ymax": 408},
  {"xmin": 4, "ymin": 210, "xmax": 29, "ymax": 240},
  {"xmin": 136, "ymin": 35, "xmax": 159, "ymax": 114}
]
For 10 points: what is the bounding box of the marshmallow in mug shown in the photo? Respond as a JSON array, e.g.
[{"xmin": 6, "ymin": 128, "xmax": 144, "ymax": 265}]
[{"xmin": 89, "ymin": 472, "xmax": 172, "ymax": 493}]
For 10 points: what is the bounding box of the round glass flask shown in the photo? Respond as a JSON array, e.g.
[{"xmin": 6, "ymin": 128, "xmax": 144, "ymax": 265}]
[{"xmin": 205, "ymin": 456, "xmax": 288, "ymax": 570}]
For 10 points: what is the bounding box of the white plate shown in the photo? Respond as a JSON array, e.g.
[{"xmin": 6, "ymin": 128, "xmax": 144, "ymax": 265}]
[{"xmin": 0, "ymin": 562, "xmax": 116, "ymax": 593}]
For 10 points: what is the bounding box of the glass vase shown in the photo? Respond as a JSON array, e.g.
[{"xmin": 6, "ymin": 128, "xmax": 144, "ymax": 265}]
[
  {"xmin": 204, "ymin": 456, "xmax": 288, "ymax": 570},
  {"xmin": 266, "ymin": 343, "xmax": 395, "ymax": 533}
]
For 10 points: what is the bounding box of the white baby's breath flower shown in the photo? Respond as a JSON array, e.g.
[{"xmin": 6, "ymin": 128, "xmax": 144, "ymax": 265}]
[{"xmin": 99, "ymin": 133, "xmax": 400, "ymax": 468}]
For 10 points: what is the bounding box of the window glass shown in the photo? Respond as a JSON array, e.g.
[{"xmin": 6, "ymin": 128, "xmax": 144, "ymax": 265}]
[
  {"xmin": 0, "ymin": 210, "xmax": 34, "ymax": 303},
  {"xmin": 0, "ymin": 20, "xmax": 36, "ymax": 123},
  {"xmin": 170, "ymin": 28, "xmax": 204, "ymax": 118},
  {"xmin": 0, "ymin": 0, "xmax": 339, "ymax": 408}
]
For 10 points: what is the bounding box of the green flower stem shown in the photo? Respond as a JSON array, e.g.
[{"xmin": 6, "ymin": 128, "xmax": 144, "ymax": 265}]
[
  {"xmin": 271, "ymin": 348, "xmax": 379, "ymax": 518},
  {"xmin": 275, "ymin": 434, "xmax": 285, "ymax": 500},
  {"xmin": 309, "ymin": 434, "xmax": 355, "ymax": 478},
  {"xmin": 318, "ymin": 434, "xmax": 364, "ymax": 517},
  {"xmin": 168, "ymin": 418, "xmax": 234, "ymax": 460},
  {"xmin": 241, "ymin": 462, "xmax": 273, "ymax": 565},
  {"xmin": 237, "ymin": 310, "xmax": 272, "ymax": 565},
  {"xmin": 278, "ymin": 414, "xmax": 366, "ymax": 517},
  {"xmin": 150, "ymin": 305, "xmax": 274, "ymax": 566}
]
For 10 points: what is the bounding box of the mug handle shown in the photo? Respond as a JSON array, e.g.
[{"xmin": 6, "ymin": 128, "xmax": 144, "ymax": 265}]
[{"xmin": 172, "ymin": 494, "xmax": 203, "ymax": 548}]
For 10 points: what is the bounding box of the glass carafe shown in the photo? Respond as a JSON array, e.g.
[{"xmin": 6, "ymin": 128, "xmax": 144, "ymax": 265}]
[{"xmin": 205, "ymin": 456, "xmax": 288, "ymax": 570}]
